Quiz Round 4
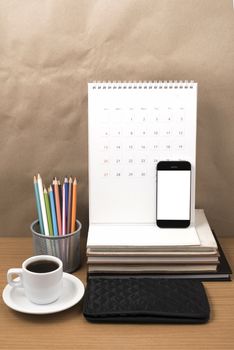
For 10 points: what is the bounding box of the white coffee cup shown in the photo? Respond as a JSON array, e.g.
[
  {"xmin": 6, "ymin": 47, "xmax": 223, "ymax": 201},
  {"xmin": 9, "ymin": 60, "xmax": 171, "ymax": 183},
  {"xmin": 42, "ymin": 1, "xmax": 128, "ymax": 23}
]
[{"xmin": 7, "ymin": 255, "xmax": 63, "ymax": 305}]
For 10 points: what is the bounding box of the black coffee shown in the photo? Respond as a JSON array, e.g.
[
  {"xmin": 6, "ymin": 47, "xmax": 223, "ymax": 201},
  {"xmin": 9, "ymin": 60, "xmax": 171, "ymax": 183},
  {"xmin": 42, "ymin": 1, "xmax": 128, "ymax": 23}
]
[{"xmin": 26, "ymin": 260, "xmax": 59, "ymax": 273}]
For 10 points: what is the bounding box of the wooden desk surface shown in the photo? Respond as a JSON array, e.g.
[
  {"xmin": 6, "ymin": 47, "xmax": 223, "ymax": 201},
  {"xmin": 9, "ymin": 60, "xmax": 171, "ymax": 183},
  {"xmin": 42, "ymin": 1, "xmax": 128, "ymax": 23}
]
[{"xmin": 0, "ymin": 237, "xmax": 233, "ymax": 350}]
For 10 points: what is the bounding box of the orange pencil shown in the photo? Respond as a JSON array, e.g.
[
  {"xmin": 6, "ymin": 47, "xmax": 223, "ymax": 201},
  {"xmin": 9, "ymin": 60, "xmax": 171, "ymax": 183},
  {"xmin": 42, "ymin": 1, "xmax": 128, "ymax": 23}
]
[
  {"xmin": 71, "ymin": 177, "xmax": 77, "ymax": 233},
  {"xmin": 53, "ymin": 178, "xmax": 62, "ymax": 235}
]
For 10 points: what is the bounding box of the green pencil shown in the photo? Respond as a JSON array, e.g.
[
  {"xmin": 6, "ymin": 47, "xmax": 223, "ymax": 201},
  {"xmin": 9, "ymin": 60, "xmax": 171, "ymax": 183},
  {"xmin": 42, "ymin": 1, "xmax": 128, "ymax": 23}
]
[{"xmin": 44, "ymin": 187, "xmax": 53, "ymax": 236}]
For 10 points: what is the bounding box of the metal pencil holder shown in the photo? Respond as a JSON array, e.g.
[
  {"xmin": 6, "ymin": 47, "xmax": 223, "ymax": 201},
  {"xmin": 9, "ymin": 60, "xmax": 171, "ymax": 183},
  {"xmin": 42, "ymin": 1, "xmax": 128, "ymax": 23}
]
[{"xmin": 30, "ymin": 219, "xmax": 82, "ymax": 273}]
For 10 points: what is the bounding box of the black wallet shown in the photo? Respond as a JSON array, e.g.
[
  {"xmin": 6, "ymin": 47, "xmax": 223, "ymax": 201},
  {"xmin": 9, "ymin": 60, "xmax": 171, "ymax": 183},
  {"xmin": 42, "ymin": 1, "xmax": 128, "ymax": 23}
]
[{"xmin": 83, "ymin": 277, "xmax": 210, "ymax": 323}]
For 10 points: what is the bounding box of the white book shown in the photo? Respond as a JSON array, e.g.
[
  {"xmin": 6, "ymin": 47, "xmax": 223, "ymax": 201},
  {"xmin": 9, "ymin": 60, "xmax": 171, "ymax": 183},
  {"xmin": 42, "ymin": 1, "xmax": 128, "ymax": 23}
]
[
  {"xmin": 87, "ymin": 210, "xmax": 217, "ymax": 251},
  {"xmin": 87, "ymin": 223, "xmax": 200, "ymax": 249}
]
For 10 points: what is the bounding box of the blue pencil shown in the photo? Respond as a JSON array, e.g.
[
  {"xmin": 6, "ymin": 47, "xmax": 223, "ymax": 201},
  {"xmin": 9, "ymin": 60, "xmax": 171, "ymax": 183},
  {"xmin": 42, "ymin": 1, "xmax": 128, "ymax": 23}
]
[
  {"xmin": 33, "ymin": 176, "xmax": 44, "ymax": 234},
  {"xmin": 48, "ymin": 185, "xmax": 58, "ymax": 236}
]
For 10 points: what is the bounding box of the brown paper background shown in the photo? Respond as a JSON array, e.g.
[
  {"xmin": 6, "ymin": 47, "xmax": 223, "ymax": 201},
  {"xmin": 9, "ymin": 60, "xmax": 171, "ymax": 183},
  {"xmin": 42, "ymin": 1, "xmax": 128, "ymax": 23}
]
[{"xmin": 0, "ymin": 0, "xmax": 233, "ymax": 237}]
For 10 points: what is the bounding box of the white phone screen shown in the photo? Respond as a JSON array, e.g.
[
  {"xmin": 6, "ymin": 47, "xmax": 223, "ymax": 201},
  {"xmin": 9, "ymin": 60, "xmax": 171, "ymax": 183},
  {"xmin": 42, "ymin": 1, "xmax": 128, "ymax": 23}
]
[{"xmin": 157, "ymin": 170, "xmax": 191, "ymax": 220}]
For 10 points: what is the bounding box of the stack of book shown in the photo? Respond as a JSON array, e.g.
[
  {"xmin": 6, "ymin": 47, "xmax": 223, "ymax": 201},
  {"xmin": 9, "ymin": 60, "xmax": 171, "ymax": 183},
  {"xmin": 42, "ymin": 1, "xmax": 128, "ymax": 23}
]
[{"xmin": 87, "ymin": 210, "xmax": 231, "ymax": 280}]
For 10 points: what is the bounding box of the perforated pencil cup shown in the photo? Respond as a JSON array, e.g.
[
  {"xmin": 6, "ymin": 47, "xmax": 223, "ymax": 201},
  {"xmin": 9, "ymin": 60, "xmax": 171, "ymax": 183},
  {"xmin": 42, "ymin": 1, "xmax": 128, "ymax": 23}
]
[{"xmin": 30, "ymin": 220, "xmax": 82, "ymax": 273}]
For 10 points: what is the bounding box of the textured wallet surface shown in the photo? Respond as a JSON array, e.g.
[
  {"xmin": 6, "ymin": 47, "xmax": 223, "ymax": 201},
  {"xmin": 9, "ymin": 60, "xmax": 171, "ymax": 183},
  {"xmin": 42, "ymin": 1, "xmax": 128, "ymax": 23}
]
[{"xmin": 83, "ymin": 277, "xmax": 210, "ymax": 323}]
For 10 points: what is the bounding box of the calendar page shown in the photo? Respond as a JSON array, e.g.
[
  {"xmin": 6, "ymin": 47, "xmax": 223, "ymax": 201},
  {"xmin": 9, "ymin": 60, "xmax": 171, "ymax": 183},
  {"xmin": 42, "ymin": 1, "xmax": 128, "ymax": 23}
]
[{"xmin": 88, "ymin": 81, "xmax": 197, "ymax": 224}]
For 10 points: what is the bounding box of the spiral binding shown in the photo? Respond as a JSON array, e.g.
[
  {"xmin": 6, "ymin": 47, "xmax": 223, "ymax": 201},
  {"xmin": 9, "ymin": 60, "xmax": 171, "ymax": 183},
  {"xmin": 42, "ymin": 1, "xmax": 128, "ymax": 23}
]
[{"xmin": 90, "ymin": 81, "xmax": 195, "ymax": 89}]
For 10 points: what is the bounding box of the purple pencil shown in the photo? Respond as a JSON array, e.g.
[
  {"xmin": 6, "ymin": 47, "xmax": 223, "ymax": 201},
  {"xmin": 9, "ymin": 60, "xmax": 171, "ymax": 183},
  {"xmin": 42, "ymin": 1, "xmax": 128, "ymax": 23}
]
[{"xmin": 62, "ymin": 183, "xmax": 66, "ymax": 235}]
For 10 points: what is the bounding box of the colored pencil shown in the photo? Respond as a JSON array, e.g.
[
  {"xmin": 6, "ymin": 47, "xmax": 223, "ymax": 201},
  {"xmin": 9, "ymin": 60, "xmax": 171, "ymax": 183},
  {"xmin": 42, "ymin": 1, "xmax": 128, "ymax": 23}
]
[
  {"xmin": 58, "ymin": 180, "xmax": 62, "ymax": 216},
  {"xmin": 62, "ymin": 183, "xmax": 66, "ymax": 235},
  {"xmin": 44, "ymin": 187, "xmax": 53, "ymax": 236},
  {"xmin": 67, "ymin": 177, "xmax": 73, "ymax": 233},
  {"xmin": 54, "ymin": 178, "xmax": 62, "ymax": 235},
  {"xmin": 37, "ymin": 174, "xmax": 49, "ymax": 236},
  {"xmin": 64, "ymin": 177, "xmax": 69, "ymax": 228},
  {"xmin": 71, "ymin": 177, "xmax": 77, "ymax": 232},
  {"xmin": 52, "ymin": 177, "xmax": 55, "ymax": 194},
  {"xmin": 33, "ymin": 176, "xmax": 44, "ymax": 234},
  {"xmin": 33, "ymin": 175, "xmax": 78, "ymax": 237},
  {"xmin": 48, "ymin": 185, "xmax": 58, "ymax": 236}
]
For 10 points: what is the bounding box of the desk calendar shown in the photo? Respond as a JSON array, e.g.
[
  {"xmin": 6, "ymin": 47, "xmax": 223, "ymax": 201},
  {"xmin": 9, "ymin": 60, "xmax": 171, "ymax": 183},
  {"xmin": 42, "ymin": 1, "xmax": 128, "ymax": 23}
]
[{"xmin": 88, "ymin": 81, "xmax": 197, "ymax": 225}]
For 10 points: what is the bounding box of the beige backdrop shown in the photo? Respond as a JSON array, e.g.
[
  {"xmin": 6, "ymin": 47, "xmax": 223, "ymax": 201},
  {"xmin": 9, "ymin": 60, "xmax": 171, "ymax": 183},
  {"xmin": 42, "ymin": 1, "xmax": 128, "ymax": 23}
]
[{"xmin": 0, "ymin": 0, "xmax": 233, "ymax": 237}]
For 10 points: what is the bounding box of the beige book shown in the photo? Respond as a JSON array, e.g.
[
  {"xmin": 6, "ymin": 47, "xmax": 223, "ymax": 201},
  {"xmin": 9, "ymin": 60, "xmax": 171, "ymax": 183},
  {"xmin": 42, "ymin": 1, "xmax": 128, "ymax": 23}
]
[
  {"xmin": 87, "ymin": 248, "xmax": 219, "ymax": 257},
  {"xmin": 88, "ymin": 264, "xmax": 217, "ymax": 273},
  {"xmin": 87, "ymin": 256, "xmax": 219, "ymax": 265}
]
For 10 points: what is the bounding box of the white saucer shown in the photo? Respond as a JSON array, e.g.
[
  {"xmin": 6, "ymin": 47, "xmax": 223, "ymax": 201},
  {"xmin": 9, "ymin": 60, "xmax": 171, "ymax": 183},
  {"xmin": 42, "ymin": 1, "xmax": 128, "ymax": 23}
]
[{"xmin": 2, "ymin": 272, "xmax": 85, "ymax": 315}]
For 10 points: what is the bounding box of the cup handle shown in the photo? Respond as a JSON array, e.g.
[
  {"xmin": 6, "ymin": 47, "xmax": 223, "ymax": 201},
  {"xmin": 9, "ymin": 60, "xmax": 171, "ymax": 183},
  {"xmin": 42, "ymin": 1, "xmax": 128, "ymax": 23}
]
[{"xmin": 7, "ymin": 268, "xmax": 23, "ymax": 288}]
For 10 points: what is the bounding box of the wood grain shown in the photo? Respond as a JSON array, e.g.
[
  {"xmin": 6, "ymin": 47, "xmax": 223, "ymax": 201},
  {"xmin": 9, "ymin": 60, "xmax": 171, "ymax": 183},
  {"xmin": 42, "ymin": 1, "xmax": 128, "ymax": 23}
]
[{"xmin": 0, "ymin": 237, "xmax": 233, "ymax": 350}]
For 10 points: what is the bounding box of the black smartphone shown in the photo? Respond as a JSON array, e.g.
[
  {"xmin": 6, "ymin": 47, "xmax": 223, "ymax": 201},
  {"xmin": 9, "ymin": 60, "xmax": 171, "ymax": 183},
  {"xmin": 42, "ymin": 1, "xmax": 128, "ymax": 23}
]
[{"xmin": 156, "ymin": 161, "xmax": 191, "ymax": 228}]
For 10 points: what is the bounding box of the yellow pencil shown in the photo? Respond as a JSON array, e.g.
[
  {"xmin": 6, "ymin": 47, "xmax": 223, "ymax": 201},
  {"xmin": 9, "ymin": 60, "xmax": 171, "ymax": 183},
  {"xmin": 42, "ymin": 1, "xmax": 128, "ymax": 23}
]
[{"xmin": 71, "ymin": 177, "xmax": 77, "ymax": 233}]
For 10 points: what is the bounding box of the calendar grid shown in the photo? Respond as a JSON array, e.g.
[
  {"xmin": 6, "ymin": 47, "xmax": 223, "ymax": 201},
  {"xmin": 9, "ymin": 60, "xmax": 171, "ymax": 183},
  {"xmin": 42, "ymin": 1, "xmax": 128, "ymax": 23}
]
[{"xmin": 88, "ymin": 81, "xmax": 197, "ymax": 225}]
